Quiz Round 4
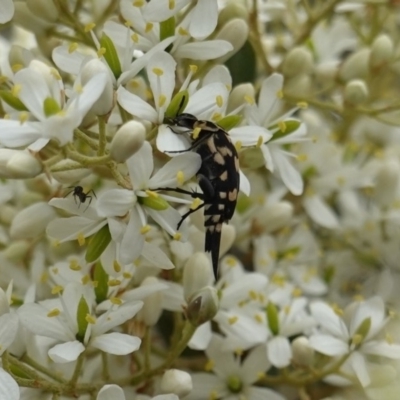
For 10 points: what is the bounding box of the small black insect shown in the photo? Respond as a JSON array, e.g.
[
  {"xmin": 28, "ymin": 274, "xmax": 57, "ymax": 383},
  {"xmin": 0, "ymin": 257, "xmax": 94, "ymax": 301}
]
[
  {"xmin": 161, "ymin": 113, "xmax": 240, "ymax": 279},
  {"xmin": 64, "ymin": 186, "xmax": 97, "ymax": 210}
]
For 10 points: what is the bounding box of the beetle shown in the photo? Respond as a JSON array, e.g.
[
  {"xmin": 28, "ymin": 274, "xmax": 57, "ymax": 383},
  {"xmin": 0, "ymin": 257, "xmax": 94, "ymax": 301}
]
[{"xmin": 161, "ymin": 113, "xmax": 240, "ymax": 279}]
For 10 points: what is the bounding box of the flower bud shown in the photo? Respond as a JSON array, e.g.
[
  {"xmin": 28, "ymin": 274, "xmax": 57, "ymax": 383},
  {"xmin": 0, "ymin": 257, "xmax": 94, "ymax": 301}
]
[
  {"xmin": 8, "ymin": 45, "xmax": 33, "ymax": 71},
  {"xmin": 218, "ymin": 0, "xmax": 248, "ymax": 26},
  {"xmin": 26, "ymin": 0, "xmax": 58, "ymax": 23},
  {"xmin": 370, "ymin": 34, "xmax": 393, "ymax": 69},
  {"xmin": 10, "ymin": 202, "xmax": 56, "ymax": 239},
  {"xmin": 214, "ymin": 19, "xmax": 249, "ymax": 63},
  {"xmin": 183, "ymin": 252, "xmax": 214, "ymax": 301},
  {"xmin": 0, "ymin": 205, "xmax": 18, "ymax": 225},
  {"xmin": 0, "ymin": 149, "xmax": 42, "ymax": 179},
  {"xmin": 186, "ymin": 286, "xmax": 219, "ymax": 327},
  {"xmin": 291, "ymin": 336, "xmax": 314, "ymax": 366},
  {"xmin": 282, "ymin": 47, "xmax": 313, "ymax": 78},
  {"xmin": 258, "ymin": 201, "xmax": 293, "ymax": 232},
  {"xmin": 160, "ymin": 369, "xmax": 193, "ymax": 397},
  {"xmin": 284, "ymin": 74, "xmax": 312, "ymax": 97},
  {"xmin": 80, "ymin": 59, "xmax": 114, "ymax": 116},
  {"xmin": 138, "ymin": 277, "xmax": 163, "ymax": 326},
  {"xmin": 228, "ymin": 83, "xmax": 255, "ymax": 113},
  {"xmin": 220, "ymin": 224, "xmax": 236, "ymax": 257},
  {"xmin": 339, "ymin": 48, "xmax": 370, "ymax": 81},
  {"xmin": 4, "ymin": 240, "xmax": 31, "ymax": 262},
  {"xmin": 373, "ymin": 159, "xmax": 399, "ymax": 206},
  {"xmin": 344, "ymin": 79, "xmax": 369, "ymax": 105},
  {"xmin": 110, "ymin": 121, "xmax": 146, "ymax": 163}
]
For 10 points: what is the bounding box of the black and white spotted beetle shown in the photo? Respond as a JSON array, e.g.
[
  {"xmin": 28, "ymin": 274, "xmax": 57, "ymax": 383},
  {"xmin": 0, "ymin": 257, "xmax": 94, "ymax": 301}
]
[{"xmin": 161, "ymin": 113, "xmax": 240, "ymax": 279}]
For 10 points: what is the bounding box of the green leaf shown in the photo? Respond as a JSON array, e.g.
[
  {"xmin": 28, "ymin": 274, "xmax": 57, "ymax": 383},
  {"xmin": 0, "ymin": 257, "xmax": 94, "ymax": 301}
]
[
  {"xmin": 269, "ymin": 120, "xmax": 301, "ymax": 141},
  {"xmin": 93, "ymin": 261, "xmax": 108, "ymax": 304},
  {"xmin": 225, "ymin": 40, "xmax": 256, "ymax": 86},
  {"xmin": 99, "ymin": 33, "xmax": 122, "ymax": 79},
  {"xmin": 85, "ymin": 224, "xmax": 112, "ymax": 263},
  {"xmin": 76, "ymin": 295, "xmax": 89, "ymax": 342},
  {"xmin": 160, "ymin": 16, "xmax": 175, "ymax": 42},
  {"xmin": 43, "ymin": 97, "xmax": 61, "ymax": 117},
  {"xmin": 0, "ymin": 90, "xmax": 27, "ymax": 111},
  {"xmin": 165, "ymin": 90, "xmax": 189, "ymax": 118},
  {"xmin": 217, "ymin": 114, "xmax": 242, "ymax": 131},
  {"xmin": 266, "ymin": 302, "xmax": 279, "ymax": 335}
]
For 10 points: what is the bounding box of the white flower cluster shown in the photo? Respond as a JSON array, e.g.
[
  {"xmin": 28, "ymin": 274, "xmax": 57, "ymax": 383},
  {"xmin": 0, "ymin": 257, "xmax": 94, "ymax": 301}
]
[{"xmin": 0, "ymin": 0, "xmax": 400, "ymax": 399}]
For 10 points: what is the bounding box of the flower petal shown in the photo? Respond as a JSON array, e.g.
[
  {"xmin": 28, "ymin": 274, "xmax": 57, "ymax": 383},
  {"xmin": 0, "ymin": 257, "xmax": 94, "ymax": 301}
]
[
  {"xmin": 97, "ymin": 384, "xmax": 126, "ymax": 400},
  {"xmin": 48, "ymin": 340, "xmax": 85, "ymax": 363},
  {"xmin": 175, "ymin": 41, "xmax": 233, "ymax": 60},
  {"xmin": 267, "ymin": 336, "xmax": 292, "ymax": 368},
  {"xmin": 0, "ymin": 369, "xmax": 18, "ymax": 400},
  {"xmin": 0, "ymin": 313, "xmax": 18, "ymax": 356},
  {"xmin": 91, "ymin": 332, "xmax": 141, "ymax": 355},
  {"xmin": 97, "ymin": 189, "xmax": 135, "ymax": 217},
  {"xmin": 126, "ymin": 141, "xmax": 153, "ymax": 189},
  {"xmin": 189, "ymin": 0, "xmax": 218, "ymax": 39},
  {"xmin": 309, "ymin": 334, "xmax": 349, "ymax": 356}
]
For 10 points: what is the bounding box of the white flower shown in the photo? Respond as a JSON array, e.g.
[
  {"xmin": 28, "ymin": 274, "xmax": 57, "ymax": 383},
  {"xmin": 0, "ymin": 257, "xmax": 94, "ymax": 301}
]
[
  {"xmin": 18, "ymin": 283, "xmax": 143, "ymax": 363},
  {"xmin": 0, "ymin": 369, "xmax": 19, "ymax": 400},
  {"xmin": 188, "ymin": 334, "xmax": 285, "ymax": 400},
  {"xmin": 96, "ymin": 141, "xmax": 201, "ymax": 265},
  {"xmin": 309, "ymin": 296, "xmax": 400, "ymax": 387},
  {"xmin": 0, "ymin": 60, "xmax": 108, "ymax": 150}
]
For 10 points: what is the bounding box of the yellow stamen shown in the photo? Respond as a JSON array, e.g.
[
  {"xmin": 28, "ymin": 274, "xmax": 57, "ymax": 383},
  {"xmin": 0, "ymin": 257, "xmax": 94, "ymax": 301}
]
[
  {"xmin": 97, "ymin": 47, "xmax": 106, "ymax": 58},
  {"xmin": 152, "ymin": 67, "xmax": 164, "ymax": 76},
  {"xmin": 234, "ymin": 141, "xmax": 242, "ymax": 151},
  {"xmin": 228, "ymin": 316, "xmax": 238, "ymax": 325},
  {"xmin": 256, "ymin": 135, "xmax": 264, "ymax": 148},
  {"xmin": 292, "ymin": 287, "xmax": 302, "ymax": 297},
  {"xmin": 77, "ymin": 233, "xmax": 86, "ymax": 246},
  {"xmin": 173, "ymin": 232, "xmax": 182, "ymax": 241},
  {"xmin": 51, "ymin": 285, "xmax": 63, "ymax": 295},
  {"xmin": 254, "ymin": 313, "xmax": 263, "ymax": 323},
  {"xmin": 204, "ymin": 359, "xmax": 214, "ymax": 371},
  {"xmin": 145, "ymin": 22, "xmax": 153, "ymax": 33},
  {"xmin": 133, "ymin": 0, "xmax": 144, "ymax": 6},
  {"xmin": 176, "ymin": 170, "xmax": 185, "ymax": 186},
  {"xmin": 131, "ymin": 33, "xmax": 139, "ymax": 43},
  {"xmin": 47, "ymin": 308, "xmax": 60, "ymax": 317},
  {"xmin": 276, "ymin": 89, "xmax": 284, "ymax": 99},
  {"xmin": 81, "ymin": 275, "xmax": 90, "ymax": 285},
  {"xmin": 145, "ymin": 189, "xmax": 159, "ymax": 198},
  {"xmin": 168, "ymin": 0, "xmax": 175, "ymax": 9},
  {"xmin": 19, "ymin": 112, "xmax": 29, "ymax": 124},
  {"xmin": 110, "ymin": 297, "xmax": 122, "ymax": 305},
  {"xmin": 75, "ymin": 83, "xmax": 83, "ymax": 94},
  {"xmin": 140, "ymin": 225, "xmax": 151, "ymax": 234},
  {"xmin": 278, "ymin": 120, "xmax": 286, "ymax": 133},
  {"xmin": 113, "ymin": 260, "xmax": 122, "ymax": 273},
  {"xmin": 123, "ymin": 272, "xmax": 132, "ymax": 279},
  {"xmin": 191, "ymin": 197, "xmax": 202, "ymax": 210},
  {"xmin": 84, "ymin": 23, "xmax": 95, "ymax": 32},
  {"xmin": 178, "ymin": 27, "xmax": 189, "ymax": 36},
  {"xmin": 40, "ymin": 272, "xmax": 49, "ymax": 283},
  {"xmin": 297, "ymin": 101, "xmax": 308, "ymax": 109},
  {"xmin": 85, "ymin": 314, "xmax": 96, "ymax": 324},
  {"xmin": 108, "ymin": 279, "xmax": 121, "ymax": 287},
  {"xmin": 69, "ymin": 260, "xmax": 81, "ymax": 271},
  {"xmin": 189, "ymin": 65, "xmax": 198, "ymax": 73},
  {"xmin": 248, "ymin": 290, "xmax": 257, "ymax": 300},
  {"xmin": 225, "ymin": 256, "xmax": 236, "ymax": 266},
  {"xmin": 68, "ymin": 42, "xmax": 78, "ymax": 53},
  {"xmin": 124, "ymin": 20, "xmax": 132, "ymax": 28},
  {"xmin": 211, "ymin": 112, "xmax": 222, "ymax": 121},
  {"xmin": 11, "ymin": 64, "xmax": 23, "ymax": 73},
  {"xmin": 297, "ymin": 154, "xmax": 308, "ymax": 162},
  {"xmin": 11, "ymin": 84, "xmax": 21, "ymax": 97},
  {"xmin": 216, "ymin": 95, "xmax": 223, "ymax": 108}
]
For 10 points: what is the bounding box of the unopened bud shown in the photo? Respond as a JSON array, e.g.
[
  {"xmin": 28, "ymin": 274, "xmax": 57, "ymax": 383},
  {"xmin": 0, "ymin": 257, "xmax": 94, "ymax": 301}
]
[
  {"xmin": 339, "ymin": 48, "xmax": 370, "ymax": 81},
  {"xmin": 218, "ymin": 0, "xmax": 248, "ymax": 26},
  {"xmin": 4, "ymin": 240, "xmax": 31, "ymax": 262},
  {"xmin": 186, "ymin": 286, "xmax": 219, "ymax": 326},
  {"xmin": 228, "ymin": 83, "xmax": 255, "ymax": 113},
  {"xmin": 258, "ymin": 201, "xmax": 293, "ymax": 232},
  {"xmin": 0, "ymin": 150, "xmax": 42, "ymax": 179},
  {"xmin": 220, "ymin": 224, "xmax": 236, "ymax": 257},
  {"xmin": 282, "ymin": 47, "xmax": 313, "ymax": 78},
  {"xmin": 80, "ymin": 59, "xmax": 114, "ymax": 116},
  {"xmin": 291, "ymin": 336, "xmax": 314, "ymax": 366},
  {"xmin": 10, "ymin": 202, "xmax": 56, "ymax": 239},
  {"xmin": 183, "ymin": 253, "xmax": 214, "ymax": 302},
  {"xmin": 214, "ymin": 19, "xmax": 248, "ymax": 64},
  {"xmin": 26, "ymin": 0, "xmax": 58, "ymax": 23},
  {"xmin": 138, "ymin": 277, "xmax": 163, "ymax": 326},
  {"xmin": 344, "ymin": 79, "xmax": 369, "ymax": 105},
  {"xmin": 284, "ymin": 74, "xmax": 312, "ymax": 97},
  {"xmin": 0, "ymin": 205, "xmax": 18, "ymax": 225},
  {"xmin": 160, "ymin": 369, "xmax": 193, "ymax": 397},
  {"xmin": 110, "ymin": 121, "xmax": 146, "ymax": 163},
  {"xmin": 8, "ymin": 45, "xmax": 33, "ymax": 71},
  {"xmin": 370, "ymin": 34, "xmax": 393, "ymax": 69},
  {"xmin": 373, "ymin": 159, "xmax": 399, "ymax": 206}
]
